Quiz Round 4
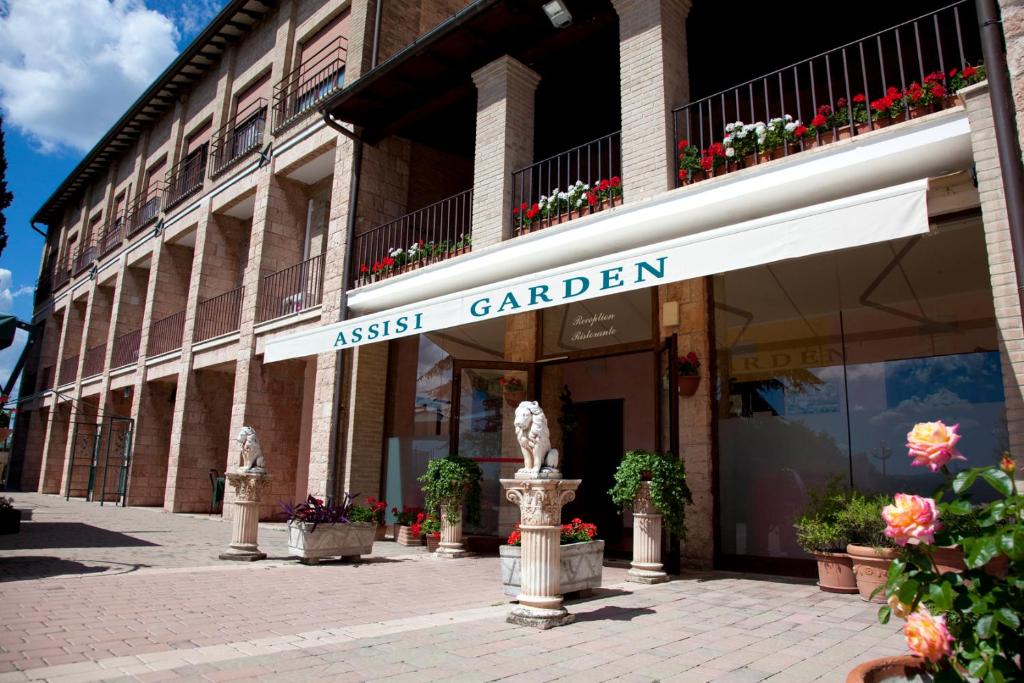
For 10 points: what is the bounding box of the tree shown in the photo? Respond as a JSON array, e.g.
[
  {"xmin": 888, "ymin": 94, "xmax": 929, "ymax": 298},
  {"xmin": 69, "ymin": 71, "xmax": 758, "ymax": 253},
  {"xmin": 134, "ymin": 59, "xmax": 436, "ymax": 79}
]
[{"xmin": 0, "ymin": 115, "xmax": 11, "ymax": 258}]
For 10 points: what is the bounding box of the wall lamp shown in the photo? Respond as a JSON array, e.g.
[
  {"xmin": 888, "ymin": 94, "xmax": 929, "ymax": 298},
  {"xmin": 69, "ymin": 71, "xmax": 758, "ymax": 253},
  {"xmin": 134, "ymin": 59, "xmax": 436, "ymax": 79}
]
[{"xmin": 542, "ymin": 0, "xmax": 572, "ymax": 28}]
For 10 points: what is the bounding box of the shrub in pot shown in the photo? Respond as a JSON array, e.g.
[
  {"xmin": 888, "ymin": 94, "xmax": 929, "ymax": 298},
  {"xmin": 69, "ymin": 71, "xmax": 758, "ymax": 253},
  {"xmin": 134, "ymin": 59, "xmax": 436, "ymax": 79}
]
[
  {"xmin": 421, "ymin": 514, "xmax": 441, "ymax": 552},
  {"xmin": 608, "ymin": 449, "xmax": 692, "ymax": 539},
  {"xmin": 793, "ymin": 478, "xmax": 857, "ymax": 594},
  {"xmin": 281, "ymin": 493, "xmax": 377, "ymax": 564},
  {"xmin": 418, "ymin": 454, "xmax": 483, "ymax": 551},
  {"xmin": 840, "ymin": 492, "xmax": 898, "ymax": 603}
]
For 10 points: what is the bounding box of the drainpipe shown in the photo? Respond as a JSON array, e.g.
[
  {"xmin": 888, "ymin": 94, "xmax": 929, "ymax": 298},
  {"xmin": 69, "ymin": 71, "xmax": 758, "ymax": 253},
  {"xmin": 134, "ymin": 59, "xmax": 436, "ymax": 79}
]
[{"xmin": 976, "ymin": 0, "xmax": 1024, "ymax": 319}]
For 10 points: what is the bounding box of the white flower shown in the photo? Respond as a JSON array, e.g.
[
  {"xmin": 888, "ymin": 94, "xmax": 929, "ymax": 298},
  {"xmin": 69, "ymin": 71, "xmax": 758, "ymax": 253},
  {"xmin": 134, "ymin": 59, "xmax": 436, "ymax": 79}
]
[
  {"xmin": 575, "ymin": 180, "xmax": 584, "ymax": 187},
  {"xmin": 737, "ymin": 129, "xmax": 748, "ymax": 138},
  {"xmin": 725, "ymin": 123, "xmax": 736, "ymax": 133},
  {"xmin": 723, "ymin": 135, "xmax": 732, "ymax": 145},
  {"xmin": 785, "ymin": 122, "xmax": 797, "ymax": 132},
  {"xmin": 725, "ymin": 147, "xmax": 735, "ymax": 158},
  {"xmin": 785, "ymin": 114, "xmax": 793, "ymax": 122}
]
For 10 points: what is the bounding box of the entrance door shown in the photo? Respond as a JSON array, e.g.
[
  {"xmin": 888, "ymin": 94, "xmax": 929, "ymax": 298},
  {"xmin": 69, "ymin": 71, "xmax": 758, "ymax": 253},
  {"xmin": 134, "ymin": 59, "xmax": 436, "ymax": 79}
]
[{"xmin": 563, "ymin": 399, "xmax": 626, "ymax": 555}]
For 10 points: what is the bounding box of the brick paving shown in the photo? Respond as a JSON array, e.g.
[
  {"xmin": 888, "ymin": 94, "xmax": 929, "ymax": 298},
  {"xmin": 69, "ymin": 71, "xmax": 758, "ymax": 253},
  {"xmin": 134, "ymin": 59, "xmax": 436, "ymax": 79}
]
[{"xmin": 0, "ymin": 494, "xmax": 909, "ymax": 682}]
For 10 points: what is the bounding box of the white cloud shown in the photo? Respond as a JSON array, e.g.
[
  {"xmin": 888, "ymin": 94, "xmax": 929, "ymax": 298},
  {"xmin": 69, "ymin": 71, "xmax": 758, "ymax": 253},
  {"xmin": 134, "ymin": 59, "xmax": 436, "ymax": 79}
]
[
  {"xmin": 0, "ymin": 0, "xmax": 179, "ymax": 152},
  {"xmin": 170, "ymin": 0, "xmax": 223, "ymax": 39},
  {"xmin": 0, "ymin": 268, "xmax": 33, "ymax": 314}
]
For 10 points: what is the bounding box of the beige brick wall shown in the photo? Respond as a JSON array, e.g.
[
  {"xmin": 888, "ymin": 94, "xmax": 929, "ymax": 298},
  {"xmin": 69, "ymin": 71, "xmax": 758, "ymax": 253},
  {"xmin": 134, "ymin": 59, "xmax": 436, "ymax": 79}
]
[
  {"xmin": 471, "ymin": 56, "xmax": 540, "ymax": 247},
  {"xmin": 127, "ymin": 381, "xmax": 175, "ymax": 507},
  {"xmin": 1000, "ymin": 0, "xmax": 1024, "ymax": 151},
  {"xmin": 341, "ymin": 342, "xmax": 388, "ymax": 502},
  {"xmin": 18, "ymin": 408, "xmax": 47, "ymax": 492}
]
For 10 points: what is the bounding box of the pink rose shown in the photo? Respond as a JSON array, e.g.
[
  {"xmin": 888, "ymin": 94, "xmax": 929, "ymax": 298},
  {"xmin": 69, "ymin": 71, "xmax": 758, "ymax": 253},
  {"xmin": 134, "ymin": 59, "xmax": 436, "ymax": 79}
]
[
  {"xmin": 906, "ymin": 421, "xmax": 964, "ymax": 472},
  {"xmin": 882, "ymin": 494, "xmax": 941, "ymax": 546},
  {"xmin": 904, "ymin": 607, "xmax": 953, "ymax": 663}
]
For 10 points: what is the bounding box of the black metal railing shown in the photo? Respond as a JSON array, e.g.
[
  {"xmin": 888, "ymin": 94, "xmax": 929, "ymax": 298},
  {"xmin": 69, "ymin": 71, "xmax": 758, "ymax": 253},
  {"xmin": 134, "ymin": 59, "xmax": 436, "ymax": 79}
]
[
  {"xmin": 72, "ymin": 239, "xmax": 98, "ymax": 275},
  {"xmin": 257, "ymin": 253, "xmax": 325, "ymax": 323},
  {"xmin": 58, "ymin": 354, "xmax": 79, "ymax": 385},
  {"xmin": 349, "ymin": 189, "xmax": 474, "ymax": 287},
  {"xmin": 511, "ymin": 132, "xmax": 622, "ymax": 237},
  {"xmin": 211, "ymin": 101, "xmax": 267, "ymax": 176},
  {"xmin": 99, "ymin": 215, "xmax": 125, "ymax": 256},
  {"xmin": 52, "ymin": 256, "xmax": 71, "ymax": 290},
  {"xmin": 195, "ymin": 286, "xmax": 244, "ymax": 342},
  {"xmin": 111, "ymin": 329, "xmax": 141, "ymax": 369},
  {"xmin": 126, "ymin": 190, "xmax": 162, "ymax": 237},
  {"xmin": 82, "ymin": 343, "xmax": 106, "ymax": 378},
  {"xmin": 272, "ymin": 37, "xmax": 347, "ymax": 133},
  {"xmin": 671, "ymin": 1, "xmax": 980, "ymax": 184},
  {"xmin": 148, "ymin": 310, "xmax": 185, "ymax": 356},
  {"xmin": 164, "ymin": 145, "xmax": 208, "ymax": 209}
]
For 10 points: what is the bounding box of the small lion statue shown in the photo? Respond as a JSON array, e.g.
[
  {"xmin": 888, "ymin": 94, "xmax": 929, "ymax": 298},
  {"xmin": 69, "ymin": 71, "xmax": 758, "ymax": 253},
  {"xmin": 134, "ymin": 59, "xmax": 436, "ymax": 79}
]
[
  {"xmin": 235, "ymin": 426, "xmax": 266, "ymax": 473},
  {"xmin": 513, "ymin": 401, "xmax": 560, "ymax": 477}
]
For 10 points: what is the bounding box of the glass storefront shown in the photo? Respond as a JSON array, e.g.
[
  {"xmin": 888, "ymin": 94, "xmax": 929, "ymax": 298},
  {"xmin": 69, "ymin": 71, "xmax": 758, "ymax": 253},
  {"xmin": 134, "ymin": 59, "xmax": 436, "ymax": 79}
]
[{"xmin": 714, "ymin": 215, "xmax": 1008, "ymax": 562}]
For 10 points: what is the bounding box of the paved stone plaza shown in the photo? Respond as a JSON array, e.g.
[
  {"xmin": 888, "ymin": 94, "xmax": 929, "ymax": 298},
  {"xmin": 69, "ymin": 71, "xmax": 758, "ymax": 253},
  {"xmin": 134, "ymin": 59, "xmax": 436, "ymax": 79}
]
[{"xmin": 0, "ymin": 494, "xmax": 909, "ymax": 682}]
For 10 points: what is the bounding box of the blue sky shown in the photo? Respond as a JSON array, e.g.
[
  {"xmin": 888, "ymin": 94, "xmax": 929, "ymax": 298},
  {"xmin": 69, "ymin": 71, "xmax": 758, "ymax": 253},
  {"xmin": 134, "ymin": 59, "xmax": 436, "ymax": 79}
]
[{"xmin": 0, "ymin": 0, "xmax": 228, "ymax": 399}]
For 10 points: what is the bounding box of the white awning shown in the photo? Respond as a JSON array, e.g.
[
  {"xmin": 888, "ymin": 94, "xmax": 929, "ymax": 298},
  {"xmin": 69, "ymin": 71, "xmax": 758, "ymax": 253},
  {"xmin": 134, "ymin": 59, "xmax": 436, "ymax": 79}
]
[{"xmin": 265, "ymin": 178, "xmax": 930, "ymax": 362}]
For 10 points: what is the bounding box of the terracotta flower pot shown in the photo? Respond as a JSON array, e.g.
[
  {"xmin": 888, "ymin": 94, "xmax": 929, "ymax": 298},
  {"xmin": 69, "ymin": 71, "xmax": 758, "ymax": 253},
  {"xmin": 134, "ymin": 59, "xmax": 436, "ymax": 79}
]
[
  {"xmin": 676, "ymin": 375, "xmax": 700, "ymax": 397},
  {"xmin": 942, "ymin": 94, "xmax": 959, "ymax": 110},
  {"xmin": 835, "ymin": 127, "xmax": 855, "ymax": 141},
  {"xmin": 374, "ymin": 524, "xmax": 386, "ymax": 542},
  {"xmin": 932, "ymin": 545, "xmax": 966, "ymax": 574},
  {"xmin": 847, "ymin": 544, "xmax": 898, "ymax": 603},
  {"xmin": 813, "ymin": 551, "xmax": 858, "ymax": 594},
  {"xmin": 846, "ymin": 655, "xmax": 930, "ymax": 683},
  {"xmin": 425, "ymin": 534, "xmax": 440, "ymax": 553},
  {"xmin": 504, "ymin": 390, "xmax": 526, "ymax": 409},
  {"xmin": 908, "ymin": 102, "xmax": 936, "ymax": 119}
]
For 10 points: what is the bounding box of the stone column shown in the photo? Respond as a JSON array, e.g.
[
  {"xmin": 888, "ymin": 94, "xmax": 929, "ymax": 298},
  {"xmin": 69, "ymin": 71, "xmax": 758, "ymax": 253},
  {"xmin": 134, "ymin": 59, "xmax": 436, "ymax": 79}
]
[
  {"xmin": 220, "ymin": 471, "xmax": 271, "ymax": 561},
  {"xmin": 436, "ymin": 504, "xmax": 468, "ymax": 558},
  {"xmin": 628, "ymin": 481, "xmax": 668, "ymax": 583},
  {"xmin": 500, "ymin": 478, "xmax": 581, "ymax": 629},
  {"xmin": 471, "ymin": 56, "xmax": 540, "ymax": 248}
]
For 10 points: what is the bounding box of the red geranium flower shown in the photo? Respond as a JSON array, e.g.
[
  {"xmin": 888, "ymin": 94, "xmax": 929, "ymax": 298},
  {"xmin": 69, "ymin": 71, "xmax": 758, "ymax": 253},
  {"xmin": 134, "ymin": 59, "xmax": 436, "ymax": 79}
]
[
  {"xmin": 811, "ymin": 114, "xmax": 827, "ymax": 128},
  {"xmin": 699, "ymin": 155, "xmax": 713, "ymax": 171},
  {"xmin": 963, "ymin": 66, "xmax": 976, "ymax": 78},
  {"xmin": 587, "ymin": 191, "xmax": 598, "ymax": 206},
  {"xmin": 794, "ymin": 125, "xmax": 808, "ymax": 138},
  {"xmin": 931, "ymin": 84, "xmax": 945, "ymax": 98},
  {"xmin": 610, "ymin": 176, "xmax": 621, "ymax": 188},
  {"xmin": 677, "ymin": 139, "xmax": 689, "ymax": 150},
  {"xmin": 360, "ymin": 263, "xmax": 368, "ymax": 274},
  {"xmin": 817, "ymin": 104, "xmax": 832, "ymax": 117},
  {"xmin": 853, "ymin": 93, "xmax": 866, "ymax": 103}
]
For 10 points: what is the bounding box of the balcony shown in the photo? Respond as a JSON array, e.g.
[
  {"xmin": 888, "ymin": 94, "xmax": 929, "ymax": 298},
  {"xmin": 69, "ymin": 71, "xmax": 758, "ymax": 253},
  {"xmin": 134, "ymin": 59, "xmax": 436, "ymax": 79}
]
[
  {"xmin": 148, "ymin": 310, "xmax": 185, "ymax": 356},
  {"xmin": 82, "ymin": 343, "xmax": 106, "ymax": 378},
  {"xmin": 272, "ymin": 37, "xmax": 347, "ymax": 133},
  {"xmin": 72, "ymin": 239, "xmax": 98, "ymax": 276},
  {"xmin": 195, "ymin": 286, "xmax": 243, "ymax": 342},
  {"xmin": 670, "ymin": 1, "xmax": 981, "ymax": 185},
  {"xmin": 99, "ymin": 214, "xmax": 125, "ymax": 256},
  {"xmin": 40, "ymin": 365, "xmax": 54, "ymax": 391},
  {"xmin": 52, "ymin": 256, "xmax": 71, "ymax": 291},
  {"xmin": 58, "ymin": 354, "xmax": 78, "ymax": 385},
  {"xmin": 210, "ymin": 101, "xmax": 267, "ymax": 176},
  {"xmin": 350, "ymin": 189, "xmax": 473, "ymax": 288},
  {"xmin": 511, "ymin": 132, "xmax": 622, "ymax": 238},
  {"xmin": 164, "ymin": 146, "xmax": 208, "ymax": 210},
  {"xmin": 126, "ymin": 190, "xmax": 162, "ymax": 237},
  {"xmin": 111, "ymin": 329, "xmax": 141, "ymax": 369},
  {"xmin": 257, "ymin": 254, "xmax": 325, "ymax": 323}
]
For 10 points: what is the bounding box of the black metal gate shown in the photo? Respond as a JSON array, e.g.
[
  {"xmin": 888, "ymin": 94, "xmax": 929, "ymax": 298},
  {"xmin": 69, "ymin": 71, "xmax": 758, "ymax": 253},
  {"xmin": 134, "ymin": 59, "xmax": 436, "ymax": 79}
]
[{"xmin": 64, "ymin": 414, "xmax": 134, "ymax": 506}]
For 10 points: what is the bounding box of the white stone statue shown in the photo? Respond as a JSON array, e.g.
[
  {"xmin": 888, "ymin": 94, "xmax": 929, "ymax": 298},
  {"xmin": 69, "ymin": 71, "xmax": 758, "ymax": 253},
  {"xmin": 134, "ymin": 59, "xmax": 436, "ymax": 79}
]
[
  {"xmin": 235, "ymin": 426, "xmax": 266, "ymax": 473},
  {"xmin": 513, "ymin": 401, "xmax": 560, "ymax": 477}
]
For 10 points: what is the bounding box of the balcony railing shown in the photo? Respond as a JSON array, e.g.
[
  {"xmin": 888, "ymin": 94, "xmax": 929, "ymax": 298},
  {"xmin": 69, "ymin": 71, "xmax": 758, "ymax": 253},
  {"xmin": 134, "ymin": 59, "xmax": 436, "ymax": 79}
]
[
  {"xmin": 58, "ymin": 354, "xmax": 79, "ymax": 385},
  {"xmin": 82, "ymin": 343, "xmax": 106, "ymax": 378},
  {"xmin": 72, "ymin": 239, "xmax": 98, "ymax": 275},
  {"xmin": 99, "ymin": 215, "xmax": 125, "ymax": 256},
  {"xmin": 111, "ymin": 329, "xmax": 141, "ymax": 369},
  {"xmin": 671, "ymin": 1, "xmax": 980, "ymax": 185},
  {"xmin": 257, "ymin": 253, "xmax": 325, "ymax": 323},
  {"xmin": 126, "ymin": 190, "xmax": 162, "ymax": 237},
  {"xmin": 511, "ymin": 132, "xmax": 623, "ymax": 238},
  {"xmin": 149, "ymin": 310, "xmax": 185, "ymax": 356},
  {"xmin": 164, "ymin": 145, "xmax": 208, "ymax": 210},
  {"xmin": 195, "ymin": 286, "xmax": 244, "ymax": 342},
  {"xmin": 350, "ymin": 190, "xmax": 473, "ymax": 288},
  {"xmin": 272, "ymin": 37, "xmax": 347, "ymax": 133},
  {"xmin": 211, "ymin": 101, "xmax": 267, "ymax": 176}
]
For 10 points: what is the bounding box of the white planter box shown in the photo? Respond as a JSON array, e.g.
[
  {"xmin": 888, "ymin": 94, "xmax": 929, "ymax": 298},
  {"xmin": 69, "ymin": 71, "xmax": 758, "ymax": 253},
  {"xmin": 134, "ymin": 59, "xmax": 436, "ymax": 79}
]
[
  {"xmin": 287, "ymin": 521, "xmax": 376, "ymax": 563},
  {"xmin": 500, "ymin": 540, "xmax": 605, "ymax": 597}
]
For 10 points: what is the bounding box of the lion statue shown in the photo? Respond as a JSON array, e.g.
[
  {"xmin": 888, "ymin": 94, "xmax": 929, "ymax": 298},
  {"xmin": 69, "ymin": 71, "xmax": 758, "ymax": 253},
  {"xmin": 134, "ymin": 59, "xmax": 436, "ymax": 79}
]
[
  {"xmin": 235, "ymin": 426, "xmax": 266, "ymax": 473},
  {"xmin": 513, "ymin": 401, "xmax": 560, "ymax": 476}
]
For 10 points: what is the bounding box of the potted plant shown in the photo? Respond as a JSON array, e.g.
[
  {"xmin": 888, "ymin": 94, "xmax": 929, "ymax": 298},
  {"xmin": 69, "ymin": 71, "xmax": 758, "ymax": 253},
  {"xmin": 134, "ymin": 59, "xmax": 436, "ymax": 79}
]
[
  {"xmin": 793, "ymin": 478, "xmax": 857, "ymax": 594},
  {"xmin": 841, "ymin": 491, "xmax": 897, "ymax": 603},
  {"xmin": 422, "ymin": 514, "xmax": 441, "ymax": 552},
  {"xmin": 499, "ymin": 376, "xmax": 526, "ymax": 408},
  {"xmin": 418, "ymin": 454, "xmax": 483, "ymax": 556},
  {"xmin": 281, "ymin": 493, "xmax": 377, "ymax": 565},
  {"xmin": 676, "ymin": 351, "xmax": 701, "ymax": 396},
  {"xmin": 0, "ymin": 497, "xmax": 21, "ymax": 535},
  {"xmin": 500, "ymin": 518, "xmax": 604, "ymax": 597},
  {"xmin": 391, "ymin": 506, "xmax": 423, "ymax": 546},
  {"xmin": 358, "ymin": 496, "xmax": 387, "ymax": 541},
  {"xmin": 700, "ymin": 142, "xmax": 727, "ymax": 178},
  {"xmin": 948, "ymin": 63, "xmax": 985, "ymax": 99},
  {"xmin": 849, "ymin": 421, "xmax": 1022, "ymax": 682},
  {"xmin": 677, "ymin": 140, "xmax": 702, "ymax": 184},
  {"xmin": 609, "ymin": 449, "xmax": 693, "ymax": 539}
]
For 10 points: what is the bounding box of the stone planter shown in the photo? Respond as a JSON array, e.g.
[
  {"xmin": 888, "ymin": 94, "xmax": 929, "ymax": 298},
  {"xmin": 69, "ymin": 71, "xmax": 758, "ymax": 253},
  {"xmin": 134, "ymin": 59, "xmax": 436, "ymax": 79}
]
[
  {"xmin": 846, "ymin": 655, "xmax": 932, "ymax": 682},
  {"xmin": 500, "ymin": 540, "xmax": 604, "ymax": 597},
  {"xmin": 287, "ymin": 521, "xmax": 376, "ymax": 564},
  {"xmin": 813, "ymin": 551, "xmax": 857, "ymax": 594},
  {"xmin": 847, "ymin": 544, "xmax": 898, "ymax": 603},
  {"xmin": 395, "ymin": 524, "xmax": 423, "ymax": 546}
]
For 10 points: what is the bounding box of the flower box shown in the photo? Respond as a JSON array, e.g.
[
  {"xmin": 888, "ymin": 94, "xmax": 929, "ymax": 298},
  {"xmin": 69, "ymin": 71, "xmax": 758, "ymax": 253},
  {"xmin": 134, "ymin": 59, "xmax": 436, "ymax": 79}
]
[
  {"xmin": 499, "ymin": 539, "xmax": 604, "ymax": 597},
  {"xmin": 287, "ymin": 521, "xmax": 376, "ymax": 564},
  {"xmin": 395, "ymin": 524, "xmax": 423, "ymax": 546}
]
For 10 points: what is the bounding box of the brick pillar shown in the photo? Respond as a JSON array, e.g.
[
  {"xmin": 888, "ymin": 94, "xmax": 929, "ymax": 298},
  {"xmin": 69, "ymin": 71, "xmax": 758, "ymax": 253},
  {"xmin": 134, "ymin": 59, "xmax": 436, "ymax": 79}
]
[
  {"xmin": 611, "ymin": 0, "xmax": 691, "ymax": 202},
  {"xmin": 962, "ymin": 81, "xmax": 1024, "ymax": 467},
  {"xmin": 658, "ymin": 278, "xmax": 713, "ymax": 569},
  {"xmin": 471, "ymin": 56, "xmax": 540, "ymax": 248},
  {"xmin": 39, "ymin": 403, "xmax": 71, "ymax": 494},
  {"xmin": 999, "ymin": 0, "xmax": 1024, "ymax": 151},
  {"xmin": 18, "ymin": 408, "xmax": 47, "ymax": 491},
  {"xmin": 340, "ymin": 342, "xmax": 388, "ymax": 500}
]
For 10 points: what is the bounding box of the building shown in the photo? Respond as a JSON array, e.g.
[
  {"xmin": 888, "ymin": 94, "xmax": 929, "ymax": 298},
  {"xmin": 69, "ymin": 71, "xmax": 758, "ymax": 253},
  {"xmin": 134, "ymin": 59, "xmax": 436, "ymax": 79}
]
[{"xmin": 9, "ymin": 0, "xmax": 1024, "ymax": 575}]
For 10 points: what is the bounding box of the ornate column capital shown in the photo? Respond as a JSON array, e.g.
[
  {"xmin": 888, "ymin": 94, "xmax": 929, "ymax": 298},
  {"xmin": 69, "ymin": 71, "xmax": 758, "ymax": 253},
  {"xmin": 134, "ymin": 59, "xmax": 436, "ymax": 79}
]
[{"xmin": 500, "ymin": 478, "xmax": 580, "ymax": 527}]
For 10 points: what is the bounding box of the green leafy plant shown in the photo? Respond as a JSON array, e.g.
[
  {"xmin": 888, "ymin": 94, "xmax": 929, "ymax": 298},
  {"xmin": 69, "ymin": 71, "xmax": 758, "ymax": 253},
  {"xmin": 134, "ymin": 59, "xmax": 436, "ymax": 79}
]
[
  {"xmin": 838, "ymin": 491, "xmax": 894, "ymax": 549},
  {"xmin": 793, "ymin": 477, "xmax": 853, "ymax": 553},
  {"xmin": 418, "ymin": 454, "xmax": 483, "ymax": 526},
  {"xmin": 608, "ymin": 449, "xmax": 692, "ymax": 537},
  {"xmin": 420, "ymin": 514, "xmax": 441, "ymax": 538},
  {"xmin": 876, "ymin": 421, "xmax": 1023, "ymax": 681},
  {"xmin": 347, "ymin": 505, "xmax": 375, "ymax": 523}
]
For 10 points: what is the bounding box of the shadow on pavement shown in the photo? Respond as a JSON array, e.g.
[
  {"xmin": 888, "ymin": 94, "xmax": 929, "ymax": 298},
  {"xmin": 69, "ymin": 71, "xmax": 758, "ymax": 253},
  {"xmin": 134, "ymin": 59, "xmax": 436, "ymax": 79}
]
[
  {"xmin": 0, "ymin": 556, "xmax": 150, "ymax": 582},
  {"xmin": 572, "ymin": 605, "xmax": 657, "ymax": 622},
  {"xmin": 0, "ymin": 522, "xmax": 160, "ymax": 550}
]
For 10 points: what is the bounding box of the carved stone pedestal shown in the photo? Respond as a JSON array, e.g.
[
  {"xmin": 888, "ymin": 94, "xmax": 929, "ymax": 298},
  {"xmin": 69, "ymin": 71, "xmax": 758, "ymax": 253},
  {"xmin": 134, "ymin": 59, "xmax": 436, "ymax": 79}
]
[
  {"xmin": 628, "ymin": 481, "xmax": 668, "ymax": 584},
  {"xmin": 500, "ymin": 478, "xmax": 581, "ymax": 629},
  {"xmin": 219, "ymin": 471, "xmax": 271, "ymax": 561},
  {"xmin": 435, "ymin": 505, "xmax": 469, "ymax": 559}
]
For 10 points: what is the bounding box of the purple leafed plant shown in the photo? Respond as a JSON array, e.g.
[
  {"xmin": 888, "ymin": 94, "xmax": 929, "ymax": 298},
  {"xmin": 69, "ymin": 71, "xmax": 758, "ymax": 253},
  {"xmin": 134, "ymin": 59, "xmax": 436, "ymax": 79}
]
[{"xmin": 280, "ymin": 492, "xmax": 358, "ymax": 531}]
